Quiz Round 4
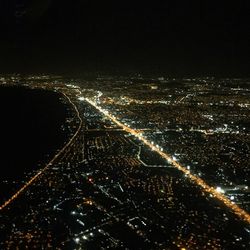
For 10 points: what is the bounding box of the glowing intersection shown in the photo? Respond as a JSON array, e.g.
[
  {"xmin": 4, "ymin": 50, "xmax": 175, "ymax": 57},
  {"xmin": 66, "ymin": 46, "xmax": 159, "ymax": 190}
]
[{"xmin": 83, "ymin": 97, "xmax": 250, "ymax": 224}]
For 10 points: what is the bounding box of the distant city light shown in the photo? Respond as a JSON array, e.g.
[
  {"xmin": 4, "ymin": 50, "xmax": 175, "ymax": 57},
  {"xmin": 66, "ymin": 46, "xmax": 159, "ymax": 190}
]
[{"xmin": 2, "ymin": 73, "xmax": 250, "ymax": 248}]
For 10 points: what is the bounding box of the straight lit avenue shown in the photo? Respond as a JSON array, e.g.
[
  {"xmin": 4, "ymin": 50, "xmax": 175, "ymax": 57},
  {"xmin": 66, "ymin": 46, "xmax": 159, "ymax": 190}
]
[{"xmin": 83, "ymin": 97, "xmax": 250, "ymax": 224}]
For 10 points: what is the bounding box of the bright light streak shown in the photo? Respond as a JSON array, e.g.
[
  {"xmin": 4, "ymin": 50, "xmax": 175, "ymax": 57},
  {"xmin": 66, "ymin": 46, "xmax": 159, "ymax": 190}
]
[{"xmin": 85, "ymin": 97, "xmax": 250, "ymax": 224}]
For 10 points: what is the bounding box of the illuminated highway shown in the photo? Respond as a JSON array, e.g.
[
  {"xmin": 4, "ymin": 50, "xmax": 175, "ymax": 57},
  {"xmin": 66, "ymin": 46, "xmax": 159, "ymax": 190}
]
[
  {"xmin": 84, "ymin": 97, "xmax": 250, "ymax": 224},
  {"xmin": 0, "ymin": 92, "xmax": 83, "ymax": 211},
  {"xmin": 1, "ymin": 89, "xmax": 249, "ymax": 224}
]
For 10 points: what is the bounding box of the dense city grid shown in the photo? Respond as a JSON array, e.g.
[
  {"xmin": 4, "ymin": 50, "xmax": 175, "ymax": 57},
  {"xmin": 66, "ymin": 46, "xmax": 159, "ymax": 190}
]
[{"xmin": 0, "ymin": 75, "xmax": 249, "ymax": 249}]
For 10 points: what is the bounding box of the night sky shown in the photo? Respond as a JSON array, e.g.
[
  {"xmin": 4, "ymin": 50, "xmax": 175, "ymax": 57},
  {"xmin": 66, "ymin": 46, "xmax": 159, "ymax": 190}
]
[{"xmin": 1, "ymin": 0, "xmax": 250, "ymax": 76}]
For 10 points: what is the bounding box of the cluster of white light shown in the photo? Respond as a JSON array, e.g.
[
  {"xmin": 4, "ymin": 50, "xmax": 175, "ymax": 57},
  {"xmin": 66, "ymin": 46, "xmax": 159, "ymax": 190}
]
[
  {"xmin": 74, "ymin": 237, "xmax": 80, "ymax": 243},
  {"xmin": 74, "ymin": 234, "xmax": 89, "ymax": 244},
  {"xmin": 216, "ymin": 186, "xmax": 225, "ymax": 194}
]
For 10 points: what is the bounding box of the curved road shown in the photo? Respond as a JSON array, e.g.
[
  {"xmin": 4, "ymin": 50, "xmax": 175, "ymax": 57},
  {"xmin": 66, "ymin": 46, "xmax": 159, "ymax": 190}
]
[{"xmin": 0, "ymin": 91, "xmax": 83, "ymax": 211}]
